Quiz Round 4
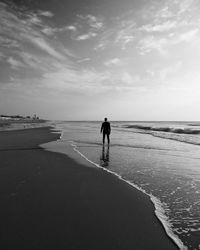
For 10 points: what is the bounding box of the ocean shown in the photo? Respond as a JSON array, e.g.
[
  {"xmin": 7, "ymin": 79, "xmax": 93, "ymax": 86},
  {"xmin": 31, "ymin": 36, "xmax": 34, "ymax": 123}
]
[{"xmin": 53, "ymin": 121, "xmax": 200, "ymax": 250}]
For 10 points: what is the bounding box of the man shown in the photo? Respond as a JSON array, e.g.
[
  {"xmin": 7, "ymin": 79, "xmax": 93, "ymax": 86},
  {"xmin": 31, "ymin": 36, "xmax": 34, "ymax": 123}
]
[{"xmin": 101, "ymin": 118, "xmax": 111, "ymax": 144}]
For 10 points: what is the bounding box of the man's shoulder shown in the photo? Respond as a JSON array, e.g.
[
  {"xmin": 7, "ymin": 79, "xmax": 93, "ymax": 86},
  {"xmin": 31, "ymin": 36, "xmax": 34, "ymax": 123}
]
[{"xmin": 102, "ymin": 121, "xmax": 110, "ymax": 125}]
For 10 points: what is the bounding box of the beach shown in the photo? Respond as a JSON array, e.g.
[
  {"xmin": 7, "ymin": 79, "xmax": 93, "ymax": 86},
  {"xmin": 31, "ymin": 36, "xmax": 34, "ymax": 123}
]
[
  {"xmin": 0, "ymin": 126, "xmax": 178, "ymax": 250},
  {"xmin": 0, "ymin": 118, "xmax": 47, "ymax": 131}
]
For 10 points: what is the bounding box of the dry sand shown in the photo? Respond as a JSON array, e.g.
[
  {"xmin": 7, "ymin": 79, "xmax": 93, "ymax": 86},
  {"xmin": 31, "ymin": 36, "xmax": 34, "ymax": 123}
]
[{"xmin": 0, "ymin": 127, "xmax": 179, "ymax": 250}]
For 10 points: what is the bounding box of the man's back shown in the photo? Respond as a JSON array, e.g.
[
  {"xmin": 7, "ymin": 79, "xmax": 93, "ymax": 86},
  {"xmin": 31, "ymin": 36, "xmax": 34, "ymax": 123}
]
[{"xmin": 101, "ymin": 121, "xmax": 111, "ymax": 134}]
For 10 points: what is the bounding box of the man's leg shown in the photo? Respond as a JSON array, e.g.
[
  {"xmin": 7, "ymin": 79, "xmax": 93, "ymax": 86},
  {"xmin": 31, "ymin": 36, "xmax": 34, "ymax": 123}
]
[
  {"xmin": 107, "ymin": 133, "xmax": 110, "ymax": 144},
  {"xmin": 103, "ymin": 133, "xmax": 105, "ymax": 144}
]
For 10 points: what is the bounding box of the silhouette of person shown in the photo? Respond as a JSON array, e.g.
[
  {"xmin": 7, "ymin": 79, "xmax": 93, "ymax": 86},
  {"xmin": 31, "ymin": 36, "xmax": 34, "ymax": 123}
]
[
  {"xmin": 100, "ymin": 144, "xmax": 110, "ymax": 167},
  {"xmin": 101, "ymin": 118, "xmax": 111, "ymax": 144}
]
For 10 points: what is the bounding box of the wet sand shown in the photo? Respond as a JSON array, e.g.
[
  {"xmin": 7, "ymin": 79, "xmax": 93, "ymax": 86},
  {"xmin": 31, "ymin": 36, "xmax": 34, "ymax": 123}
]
[{"xmin": 0, "ymin": 127, "xmax": 179, "ymax": 250}]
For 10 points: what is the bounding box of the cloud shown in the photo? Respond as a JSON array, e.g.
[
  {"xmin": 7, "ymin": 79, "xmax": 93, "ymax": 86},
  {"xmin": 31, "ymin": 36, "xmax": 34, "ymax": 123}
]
[
  {"xmin": 0, "ymin": 1, "xmax": 76, "ymax": 88},
  {"xmin": 140, "ymin": 20, "xmax": 177, "ymax": 33},
  {"xmin": 22, "ymin": 34, "xmax": 66, "ymax": 60},
  {"xmin": 138, "ymin": 28, "xmax": 199, "ymax": 55},
  {"xmin": 2, "ymin": 0, "xmax": 200, "ymax": 98},
  {"xmin": 75, "ymin": 32, "xmax": 97, "ymax": 41},
  {"xmin": 41, "ymin": 27, "xmax": 56, "ymax": 36},
  {"xmin": 42, "ymin": 66, "xmax": 112, "ymax": 93},
  {"xmin": 93, "ymin": 29, "xmax": 115, "ymax": 50},
  {"xmin": 95, "ymin": 19, "xmax": 136, "ymax": 51},
  {"xmin": 154, "ymin": 0, "xmax": 196, "ymax": 20},
  {"xmin": 37, "ymin": 10, "xmax": 54, "ymax": 17},
  {"xmin": 0, "ymin": 51, "xmax": 5, "ymax": 60},
  {"xmin": 178, "ymin": 29, "xmax": 199, "ymax": 42},
  {"xmin": 138, "ymin": 35, "xmax": 168, "ymax": 55},
  {"xmin": 40, "ymin": 61, "xmax": 141, "ymax": 93},
  {"xmin": 86, "ymin": 15, "xmax": 104, "ymax": 29},
  {"xmin": 94, "ymin": 0, "xmax": 200, "ymax": 53},
  {"xmin": 178, "ymin": 0, "xmax": 195, "ymax": 15},
  {"xmin": 121, "ymin": 72, "xmax": 140, "ymax": 86},
  {"xmin": 19, "ymin": 52, "xmax": 42, "ymax": 68},
  {"xmin": 0, "ymin": 36, "xmax": 19, "ymax": 48},
  {"xmin": 42, "ymin": 25, "xmax": 78, "ymax": 36},
  {"xmin": 66, "ymin": 25, "xmax": 77, "ymax": 31},
  {"xmin": 27, "ymin": 14, "xmax": 42, "ymax": 25},
  {"xmin": 77, "ymin": 58, "xmax": 91, "ymax": 63},
  {"xmin": 66, "ymin": 14, "xmax": 104, "ymax": 41},
  {"xmin": 0, "ymin": 2, "xmax": 74, "ymax": 61},
  {"xmin": 42, "ymin": 14, "xmax": 103, "ymax": 41},
  {"xmin": 77, "ymin": 14, "xmax": 104, "ymax": 30},
  {"xmin": 121, "ymin": 72, "xmax": 133, "ymax": 85},
  {"xmin": 159, "ymin": 61, "xmax": 183, "ymax": 81},
  {"xmin": 7, "ymin": 57, "xmax": 25, "ymax": 69},
  {"xmin": 114, "ymin": 20, "xmax": 136, "ymax": 49},
  {"xmin": 104, "ymin": 58, "xmax": 121, "ymax": 67}
]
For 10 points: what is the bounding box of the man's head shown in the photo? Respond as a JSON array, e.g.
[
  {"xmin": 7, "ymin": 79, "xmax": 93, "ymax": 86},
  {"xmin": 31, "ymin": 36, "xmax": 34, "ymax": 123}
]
[{"xmin": 104, "ymin": 117, "xmax": 107, "ymax": 121}]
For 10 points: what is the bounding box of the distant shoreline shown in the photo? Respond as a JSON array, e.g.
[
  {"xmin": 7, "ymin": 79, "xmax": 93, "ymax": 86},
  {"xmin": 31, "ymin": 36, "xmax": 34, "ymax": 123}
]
[{"xmin": 0, "ymin": 118, "xmax": 47, "ymax": 131}]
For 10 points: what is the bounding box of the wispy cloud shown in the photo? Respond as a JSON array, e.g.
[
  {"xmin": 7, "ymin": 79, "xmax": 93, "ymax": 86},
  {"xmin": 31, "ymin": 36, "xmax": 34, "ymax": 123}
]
[
  {"xmin": 0, "ymin": 2, "xmax": 74, "ymax": 59},
  {"xmin": 37, "ymin": 10, "xmax": 54, "ymax": 17},
  {"xmin": 1, "ymin": 0, "xmax": 200, "ymax": 97},
  {"xmin": 140, "ymin": 20, "xmax": 177, "ymax": 33},
  {"xmin": 138, "ymin": 28, "xmax": 199, "ymax": 55},
  {"xmin": 159, "ymin": 61, "xmax": 183, "ymax": 81},
  {"xmin": 22, "ymin": 34, "xmax": 66, "ymax": 60},
  {"xmin": 75, "ymin": 32, "xmax": 97, "ymax": 41},
  {"xmin": 7, "ymin": 57, "xmax": 26, "ymax": 69},
  {"xmin": 68, "ymin": 14, "xmax": 104, "ymax": 41},
  {"xmin": 1, "ymin": 2, "xmax": 139, "ymax": 93},
  {"xmin": 77, "ymin": 14, "xmax": 104, "ymax": 30},
  {"xmin": 42, "ymin": 25, "xmax": 77, "ymax": 36},
  {"xmin": 42, "ymin": 14, "xmax": 104, "ymax": 41},
  {"xmin": 0, "ymin": 1, "xmax": 75, "ymax": 83},
  {"xmin": 94, "ymin": 0, "xmax": 200, "ymax": 55},
  {"xmin": 42, "ymin": 66, "xmax": 111, "ymax": 93},
  {"xmin": 104, "ymin": 58, "xmax": 121, "ymax": 67},
  {"xmin": 77, "ymin": 58, "xmax": 91, "ymax": 63},
  {"xmin": 138, "ymin": 36, "xmax": 169, "ymax": 55},
  {"xmin": 0, "ymin": 35, "xmax": 19, "ymax": 48}
]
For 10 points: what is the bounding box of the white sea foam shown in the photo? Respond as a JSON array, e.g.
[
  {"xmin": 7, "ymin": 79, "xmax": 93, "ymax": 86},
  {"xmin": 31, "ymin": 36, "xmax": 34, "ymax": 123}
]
[
  {"xmin": 122, "ymin": 124, "xmax": 200, "ymax": 146},
  {"xmin": 124, "ymin": 124, "xmax": 200, "ymax": 135},
  {"xmin": 67, "ymin": 138, "xmax": 188, "ymax": 250}
]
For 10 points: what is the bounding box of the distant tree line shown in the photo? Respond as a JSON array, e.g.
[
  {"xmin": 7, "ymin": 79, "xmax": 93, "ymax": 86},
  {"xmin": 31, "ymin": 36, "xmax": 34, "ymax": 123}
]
[{"xmin": 0, "ymin": 115, "xmax": 39, "ymax": 119}]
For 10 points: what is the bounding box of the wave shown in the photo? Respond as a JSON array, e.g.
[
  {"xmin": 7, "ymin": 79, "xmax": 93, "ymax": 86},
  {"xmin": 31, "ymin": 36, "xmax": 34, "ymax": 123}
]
[
  {"xmin": 124, "ymin": 124, "xmax": 200, "ymax": 135},
  {"xmin": 151, "ymin": 132, "xmax": 200, "ymax": 146},
  {"xmin": 122, "ymin": 124, "xmax": 200, "ymax": 146},
  {"xmin": 187, "ymin": 123, "xmax": 200, "ymax": 127}
]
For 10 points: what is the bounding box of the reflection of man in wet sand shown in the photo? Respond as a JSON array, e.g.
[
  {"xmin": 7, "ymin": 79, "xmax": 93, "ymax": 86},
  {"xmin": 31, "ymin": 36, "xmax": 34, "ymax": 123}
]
[
  {"xmin": 100, "ymin": 118, "xmax": 111, "ymax": 144},
  {"xmin": 100, "ymin": 145, "xmax": 110, "ymax": 167}
]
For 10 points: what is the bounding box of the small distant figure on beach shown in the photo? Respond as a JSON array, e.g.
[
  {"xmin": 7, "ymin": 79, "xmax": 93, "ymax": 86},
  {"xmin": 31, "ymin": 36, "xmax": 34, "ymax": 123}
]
[{"xmin": 101, "ymin": 118, "xmax": 111, "ymax": 144}]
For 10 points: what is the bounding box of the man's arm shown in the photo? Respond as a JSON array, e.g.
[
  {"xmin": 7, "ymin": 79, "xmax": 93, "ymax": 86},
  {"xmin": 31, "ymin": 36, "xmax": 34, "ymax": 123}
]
[
  {"xmin": 108, "ymin": 123, "xmax": 111, "ymax": 134},
  {"xmin": 101, "ymin": 123, "xmax": 104, "ymax": 133}
]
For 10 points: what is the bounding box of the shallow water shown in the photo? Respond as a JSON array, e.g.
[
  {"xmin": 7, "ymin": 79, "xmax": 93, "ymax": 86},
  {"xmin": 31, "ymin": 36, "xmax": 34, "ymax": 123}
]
[{"xmin": 55, "ymin": 121, "xmax": 200, "ymax": 250}]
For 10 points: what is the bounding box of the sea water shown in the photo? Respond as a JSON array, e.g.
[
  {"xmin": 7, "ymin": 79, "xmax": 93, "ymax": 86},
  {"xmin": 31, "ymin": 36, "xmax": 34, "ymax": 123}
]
[{"xmin": 53, "ymin": 121, "xmax": 200, "ymax": 250}]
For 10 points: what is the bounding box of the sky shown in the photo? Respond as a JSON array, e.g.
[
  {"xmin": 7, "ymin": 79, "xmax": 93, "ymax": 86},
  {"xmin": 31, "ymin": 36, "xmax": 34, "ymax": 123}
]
[{"xmin": 1, "ymin": 0, "xmax": 200, "ymax": 121}]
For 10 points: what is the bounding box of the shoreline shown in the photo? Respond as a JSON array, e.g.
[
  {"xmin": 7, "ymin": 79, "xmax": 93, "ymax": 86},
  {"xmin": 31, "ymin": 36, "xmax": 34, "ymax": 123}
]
[
  {"xmin": 0, "ymin": 126, "xmax": 179, "ymax": 249},
  {"xmin": 44, "ymin": 137, "xmax": 185, "ymax": 250},
  {"xmin": 68, "ymin": 141, "xmax": 186, "ymax": 250},
  {"xmin": 0, "ymin": 118, "xmax": 49, "ymax": 131}
]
